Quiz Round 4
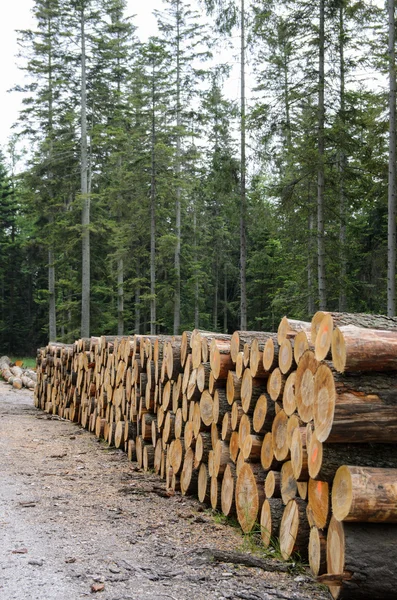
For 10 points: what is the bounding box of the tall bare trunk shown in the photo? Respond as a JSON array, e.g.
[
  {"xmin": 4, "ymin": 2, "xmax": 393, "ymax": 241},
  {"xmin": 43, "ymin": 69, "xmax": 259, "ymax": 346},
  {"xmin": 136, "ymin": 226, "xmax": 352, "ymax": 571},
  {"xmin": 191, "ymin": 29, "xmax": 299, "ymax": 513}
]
[
  {"xmin": 47, "ymin": 11, "xmax": 56, "ymax": 341},
  {"xmin": 117, "ymin": 257, "xmax": 124, "ymax": 336},
  {"xmin": 388, "ymin": 0, "xmax": 396, "ymax": 315},
  {"xmin": 135, "ymin": 274, "xmax": 141, "ymax": 334},
  {"xmin": 49, "ymin": 245, "xmax": 57, "ymax": 341},
  {"xmin": 307, "ymin": 191, "xmax": 315, "ymax": 316},
  {"xmin": 338, "ymin": 3, "xmax": 347, "ymax": 312},
  {"xmin": 173, "ymin": 0, "xmax": 182, "ymax": 335},
  {"xmin": 193, "ymin": 208, "xmax": 199, "ymax": 328},
  {"xmin": 224, "ymin": 265, "xmax": 228, "ymax": 333},
  {"xmin": 240, "ymin": 0, "xmax": 247, "ymax": 329},
  {"xmin": 80, "ymin": 6, "xmax": 90, "ymax": 337},
  {"xmin": 150, "ymin": 65, "xmax": 156, "ymax": 335},
  {"xmin": 213, "ymin": 256, "xmax": 219, "ymax": 331},
  {"xmin": 317, "ymin": 0, "xmax": 326, "ymax": 310}
]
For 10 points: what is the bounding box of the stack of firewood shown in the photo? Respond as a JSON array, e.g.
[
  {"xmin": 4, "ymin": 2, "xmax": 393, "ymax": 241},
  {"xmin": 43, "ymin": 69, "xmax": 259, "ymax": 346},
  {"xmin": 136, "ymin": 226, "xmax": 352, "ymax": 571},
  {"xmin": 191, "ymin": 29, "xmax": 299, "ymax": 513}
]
[
  {"xmin": 34, "ymin": 312, "xmax": 397, "ymax": 600},
  {"xmin": 0, "ymin": 355, "xmax": 37, "ymax": 390}
]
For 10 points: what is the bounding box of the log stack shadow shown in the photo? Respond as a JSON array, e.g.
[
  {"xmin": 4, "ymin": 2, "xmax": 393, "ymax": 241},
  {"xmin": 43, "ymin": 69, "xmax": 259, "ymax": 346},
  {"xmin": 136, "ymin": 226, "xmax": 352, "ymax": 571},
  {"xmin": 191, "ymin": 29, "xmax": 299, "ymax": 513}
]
[{"xmin": 34, "ymin": 312, "xmax": 397, "ymax": 599}]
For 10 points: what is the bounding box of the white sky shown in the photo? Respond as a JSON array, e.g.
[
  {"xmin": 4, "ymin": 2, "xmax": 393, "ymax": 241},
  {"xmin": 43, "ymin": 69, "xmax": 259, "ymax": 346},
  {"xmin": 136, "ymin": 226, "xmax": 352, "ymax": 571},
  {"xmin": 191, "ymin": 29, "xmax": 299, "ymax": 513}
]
[{"xmin": 0, "ymin": 0, "xmax": 160, "ymax": 152}]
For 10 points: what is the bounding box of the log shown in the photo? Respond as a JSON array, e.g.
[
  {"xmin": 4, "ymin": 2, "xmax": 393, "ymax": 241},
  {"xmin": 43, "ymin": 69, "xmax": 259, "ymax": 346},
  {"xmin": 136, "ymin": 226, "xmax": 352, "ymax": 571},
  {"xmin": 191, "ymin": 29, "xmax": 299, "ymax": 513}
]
[
  {"xmin": 200, "ymin": 390, "xmax": 215, "ymax": 426},
  {"xmin": 332, "ymin": 465, "xmax": 397, "ymax": 522},
  {"xmin": 249, "ymin": 338, "xmax": 268, "ymax": 378},
  {"xmin": 325, "ymin": 516, "xmax": 397, "ymax": 599},
  {"xmin": 209, "ymin": 338, "xmax": 234, "ymax": 380},
  {"xmin": 261, "ymin": 432, "xmax": 282, "ymax": 471},
  {"xmin": 319, "ymin": 402, "xmax": 397, "ymax": 443},
  {"xmin": 260, "ymin": 497, "xmax": 283, "ymax": 548},
  {"xmin": 280, "ymin": 461, "xmax": 297, "ymax": 505},
  {"xmin": 213, "ymin": 440, "xmax": 231, "ymax": 477},
  {"xmin": 307, "ymin": 478, "xmax": 330, "ymax": 529},
  {"xmin": 279, "ymin": 498, "xmax": 310, "ymax": 560},
  {"xmin": 282, "ymin": 371, "xmax": 297, "ymax": 416},
  {"xmin": 267, "ymin": 368, "xmax": 284, "ymax": 401},
  {"xmin": 293, "ymin": 331, "xmax": 310, "ymax": 364},
  {"xmin": 221, "ymin": 463, "xmax": 236, "ymax": 516},
  {"xmin": 180, "ymin": 447, "xmax": 198, "ymax": 495},
  {"xmin": 295, "ymin": 350, "xmax": 318, "ymax": 423},
  {"xmin": 252, "ymin": 393, "xmax": 274, "ymax": 434},
  {"xmin": 277, "ymin": 317, "xmax": 311, "ymax": 345},
  {"xmin": 226, "ymin": 370, "xmax": 241, "ymax": 405},
  {"xmin": 290, "ymin": 427, "xmax": 309, "ymax": 481},
  {"xmin": 264, "ymin": 470, "xmax": 281, "ymax": 499},
  {"xmin": 235, "ymin": 463, "xmax": 265, "ymax": 533},
  {"xmin": 278, "ymin": 339, "xmax": 294, "ymax": 375},
  {"xmin": 221, "ymin": 411, "xmax": 232, "ymax": 441},
  {"xmin": 240, "ymin": 370, "xmax": 267, "ymax": 414},
  {"xmin": 308, "ymin": 433, "xmax": 397, "ymax": 481},
  {"xmin": 271, "ymin": 409, "xmax": 290, "ymax": 462},
  {"xmin": 262, "ymin": 336, "xmax": 278, "ymax": 372},
  {"xmin": 210, "ymin": 475, "xmax": 222, "ymax": 510},
  {"xmin": 332, "ymin": 370, "xmax": 397, "ymax": 406},
  {"xmin": 309, "ymin": 527, "xmax": 327, "ymax": 576},
  {"xmin": 198, "ymin": 463, "xmax": 210, "ymax": 504},
  {"xmin": 332, "ymin": 325, "xmax": 397, "ymax": 373}
]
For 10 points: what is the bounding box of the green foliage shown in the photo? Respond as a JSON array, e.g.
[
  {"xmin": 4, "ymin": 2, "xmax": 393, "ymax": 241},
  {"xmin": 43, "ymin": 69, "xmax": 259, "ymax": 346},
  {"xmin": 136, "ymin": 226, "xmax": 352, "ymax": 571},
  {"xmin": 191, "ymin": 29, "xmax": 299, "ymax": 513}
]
[{"xmin": 4, "ymin": 0, "xmax": 396, "ymax": 352}]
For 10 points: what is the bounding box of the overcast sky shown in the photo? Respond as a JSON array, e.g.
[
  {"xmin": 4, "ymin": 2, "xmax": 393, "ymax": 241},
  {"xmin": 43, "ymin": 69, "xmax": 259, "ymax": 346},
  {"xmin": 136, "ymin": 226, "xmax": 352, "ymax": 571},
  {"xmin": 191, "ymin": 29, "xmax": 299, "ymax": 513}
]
[{"xmin": 0, "ymin": 0, "xmax": 160, "ymax": 152}]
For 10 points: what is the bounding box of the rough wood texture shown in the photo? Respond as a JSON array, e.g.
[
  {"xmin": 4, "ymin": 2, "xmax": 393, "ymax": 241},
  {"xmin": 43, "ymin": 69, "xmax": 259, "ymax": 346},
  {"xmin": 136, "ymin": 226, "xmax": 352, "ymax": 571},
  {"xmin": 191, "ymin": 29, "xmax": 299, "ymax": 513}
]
[
  {"xmin": 332, "ymin": 325, "xmax": 397, "ymax": 373},
  {"xmin": 309, "ymin": 526, "xmax": 327, "ymax": 576},
  {"xmin": 332, "ymin": 465, "xmax": 397, "ymax": 522},
  {"xmin": 279, "ymin": 498, "xmax": 310, "ymax": 560},
  {"xmin": 325, "ymin": 516, "xmax": 397, "ymax": 599},
  {"xmin": 260, "ymin": 498, "xmax": 283, "ymax": 548},
  {"xmin": 235, "ymin": 463, "xmax": 265, "ymax": 533},
  {"xmin": 295, "ymin": 351, "xmax": 318, "ymax": 423},
  {"xmin": 308, "ymin": 433, "xmax": 397, "ymax": 482}
]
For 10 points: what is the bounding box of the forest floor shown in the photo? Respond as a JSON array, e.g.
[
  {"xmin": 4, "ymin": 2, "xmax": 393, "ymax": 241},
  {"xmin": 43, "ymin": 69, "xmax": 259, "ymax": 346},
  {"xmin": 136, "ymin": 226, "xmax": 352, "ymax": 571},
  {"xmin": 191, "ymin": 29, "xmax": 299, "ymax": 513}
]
[{"xmin": 0, "ymin": 381, "xmax": 330, "ymax": 600}]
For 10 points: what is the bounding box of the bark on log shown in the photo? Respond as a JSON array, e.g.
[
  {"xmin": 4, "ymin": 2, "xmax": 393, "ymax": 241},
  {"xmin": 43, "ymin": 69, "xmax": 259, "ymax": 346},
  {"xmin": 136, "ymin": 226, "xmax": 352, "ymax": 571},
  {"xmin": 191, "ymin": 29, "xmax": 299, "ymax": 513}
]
[
  {"xmin": 325, "ymin": 516, "xmax": 397, "ymax": 599},
  {"xmin": 308, "ymin": 433, "xmax": 397, "ymax": 481},
  {"xmin": 332, "ymin": 465, "xmax": 397, "ymax": 522},
  {"xmin": 332, "ymin": 325, "xmax": 397, "ymax": 373}
]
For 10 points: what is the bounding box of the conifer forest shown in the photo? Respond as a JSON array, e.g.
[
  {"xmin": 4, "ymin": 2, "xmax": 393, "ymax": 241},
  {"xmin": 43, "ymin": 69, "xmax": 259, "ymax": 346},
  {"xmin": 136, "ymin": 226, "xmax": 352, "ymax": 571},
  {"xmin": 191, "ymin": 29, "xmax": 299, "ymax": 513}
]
[{"xmin": 1, "ymin": 0, "xmax": 396, "ymax": 355}]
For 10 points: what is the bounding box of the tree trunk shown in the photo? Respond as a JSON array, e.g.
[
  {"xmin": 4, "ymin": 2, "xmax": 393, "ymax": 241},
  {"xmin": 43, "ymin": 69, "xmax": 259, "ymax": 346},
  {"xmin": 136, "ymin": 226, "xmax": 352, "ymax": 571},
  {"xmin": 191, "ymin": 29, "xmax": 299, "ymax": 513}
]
[
  {"xmin": 117, "ymin": 257, "xmax": 124, "ymax": 336},
  {"xmin": 150, "ymin": 63, "xmax": 157, "ymax": 335},
  {"xmin": 388, "ymin": 0, "xmax": 396, "ymax": 316},
  {"xmin": 173, "ymin": 0, "xmax": 182, "ymax": 335},
  {"xmin": 80, "ymin": 5, "xmax": 90, "ymax": 338},
  {"xmin": 48, "ymin": 245, "xmax": 57, "ymax": 341},
  {"xmin": 332, "ymin": 465, "xmax": 397, "ymax": 522},
  {"xmin": 317, "ymin": 0, "xmax": 326, "ymax": 309},
  {"xmin": 239, "ymin": 0, "xmax": 247, "ymax": 330},
  {"xmin": 338, "ymin": 3, "xmax": 347, "ymax": 313},
  {"xmin": 325, "ymin": 516, "xmax": 397, "ymax": 599}
]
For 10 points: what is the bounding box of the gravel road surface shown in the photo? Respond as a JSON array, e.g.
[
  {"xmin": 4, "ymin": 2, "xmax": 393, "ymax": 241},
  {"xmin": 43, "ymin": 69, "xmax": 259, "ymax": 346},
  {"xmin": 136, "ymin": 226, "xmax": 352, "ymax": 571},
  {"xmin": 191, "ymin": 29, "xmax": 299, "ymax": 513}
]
[{"xmin": 0, "ymin": 381, "xmax": 329, "ymax": 600}]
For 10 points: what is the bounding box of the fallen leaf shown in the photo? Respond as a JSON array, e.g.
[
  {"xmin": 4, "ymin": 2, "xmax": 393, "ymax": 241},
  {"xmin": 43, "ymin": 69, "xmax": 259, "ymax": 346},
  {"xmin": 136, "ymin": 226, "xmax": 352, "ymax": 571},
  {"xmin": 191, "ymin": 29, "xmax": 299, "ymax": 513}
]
[
  {"xmin": 12, "ymin": 548, "xmax": 28, "ymax": 554},
  {"xmin": 91, "ymin": 583, "xmax": 105, "ymax": 593},
  {"xmin": 65, "ymin": 557, "xmax": 76, "ymax": 564}
]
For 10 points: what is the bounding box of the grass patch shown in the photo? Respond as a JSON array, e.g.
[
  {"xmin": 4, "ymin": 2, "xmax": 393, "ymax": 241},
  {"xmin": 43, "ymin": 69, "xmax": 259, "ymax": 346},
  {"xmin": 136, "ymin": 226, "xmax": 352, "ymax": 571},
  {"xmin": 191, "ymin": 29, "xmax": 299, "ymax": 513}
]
[{"xmin": 9, "ymin": 357, "xmax": 37, "ymax": 369}]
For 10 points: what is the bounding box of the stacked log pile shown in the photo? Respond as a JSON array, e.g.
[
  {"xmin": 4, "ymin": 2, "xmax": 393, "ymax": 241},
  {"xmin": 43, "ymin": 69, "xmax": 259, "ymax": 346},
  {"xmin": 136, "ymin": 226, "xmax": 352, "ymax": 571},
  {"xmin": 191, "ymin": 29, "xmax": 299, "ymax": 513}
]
[
  {"xmin": 0, "ymin": 355, "xmax": 37, "ymax": 390},
  {"xmin": 34, "ymin": 313, "xmax": 397, "ymax": 599}
]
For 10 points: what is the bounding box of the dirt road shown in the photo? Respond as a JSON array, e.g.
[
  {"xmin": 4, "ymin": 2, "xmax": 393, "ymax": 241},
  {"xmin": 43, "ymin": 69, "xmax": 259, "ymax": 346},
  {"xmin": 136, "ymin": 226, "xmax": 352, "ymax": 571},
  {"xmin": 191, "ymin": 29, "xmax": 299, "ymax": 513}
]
[{"xmin": 0, "ymin": 382, "xmax": 329, "ymax": 600}]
